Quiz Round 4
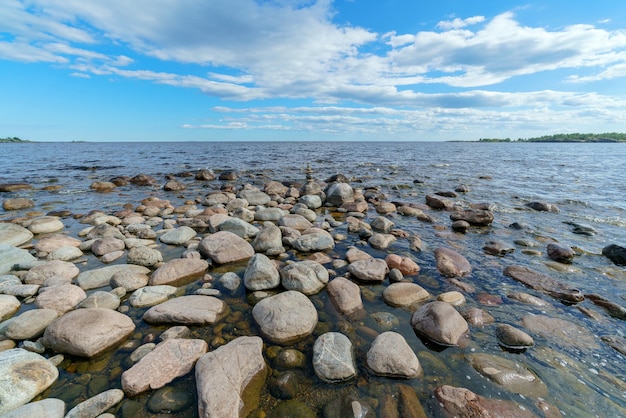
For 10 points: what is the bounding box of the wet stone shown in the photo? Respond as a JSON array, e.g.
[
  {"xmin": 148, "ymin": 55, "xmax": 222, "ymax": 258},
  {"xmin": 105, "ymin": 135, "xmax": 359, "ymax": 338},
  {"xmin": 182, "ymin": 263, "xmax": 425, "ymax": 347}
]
[
  {"xmin": 313, "ymin": 332, "xmax": 356, "ymax": 383},
  {"xmin": 147, "ymin": 386, "xmax": 194, "ymax": 414},
  {"xmin": 546, "ymin": 243, "xmax": 575, "ymax": 263},
  {"xmin": 469, "ymin": 353, "xmax": 547, "ymax": 397},
  {"xmin": 495, "ymin": 324, "xmax": 534, "ymax": 349},
  {"xmin": 461, "ymin": 307, "xmax": 495, "ymax": 327},
  {"xmin": 411, "ymin": 301, "xmax": 469, "ymax": 346},
  {"xmin": 366, "ymin": 331, "xmax": 422, "ymax": 379},
  {"xmin": 482, "ymin": 240, "xmax": 515, "ymax": 256}
]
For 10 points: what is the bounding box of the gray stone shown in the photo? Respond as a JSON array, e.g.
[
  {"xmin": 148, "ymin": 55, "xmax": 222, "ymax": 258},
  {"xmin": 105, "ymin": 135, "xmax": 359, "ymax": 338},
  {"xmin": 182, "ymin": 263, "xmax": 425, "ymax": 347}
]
[
  {"xmin": 77, "ymin": 291, "xmax": 120, "ymax": 310},
  {"xmin": 122, "ymin": 339, "xmax": 208, "ymax": 396},
  {"xmin": 43, "ymin": 308, "xmax": 135, "ymax": 357},
  {"xmin": 252, "ymin": 222, "xmax": 284, "ymax": 253},
  {"xmin": 252, "ymin": 290, "xmax": 318, "ymax": 344},
  {"xmin": 280, "ymin": 260, "xmax": 329, "ymax": 295},
  {"xmin": 327, "ymin": 277, "xmax": 363, "ymax": 315},
  {"xmin": 469, "ymin": 353, "xmax": 547, "ymax": 397},
  {"xmin": 278, "ymin": 214, "xmax": 313, "ymax": 231},
  {"xmin": 110, "ymin": 269, "xmax": 149, "ymax": 291},
  {"xmin": 0, "ymin": 223, "xmax": 33, "ymax": 247},
  {"xmin": 196, "ymin": 336, "xmax": 267, "ymax": 418},
  {"xmin": 291, "ymin": 231, "xmax": 335, "ymax": 252},
  {"xmin": 495, "ymin": 324, "xmax": 534, "ymax": 349},
  {"xmin": 47, "ymin": 246, "xmax": 83, "ymax": 261},
  {"xmin": 0, "ymin": 349, "xmax": 59, "ymax": 414},
  {"xmin": 198, "ymin": 231, "xmax": 255, "ymax": 264},
  {"xmin": 238, "ymin": 188, "xmax": 271, "ymax": 206},
  {"xmin": 503, "ymin": 265, "xmax": 583, "ymax": 304},
  {"xmin": 370, "ymin": 216, "xmax": 395, "ymax": 233},
  {"xmin": 91, "ymin": 237, "xmax": 125, "ymax": 256},
  {"xmin": 34, "ymin": 284, "xmax": 86, "ymax": 313},
  {"xmin": 325, "ymin": 183, "xmax": 354, "ymax": 206},
  {"xmin": 127, "ymin": 245, "xmax": 163, "ymax": 268},
  {"xmin": 368, "ymin": 232, "xmax": 396, "ymax": 250},
  {"xmin": 313, "ymin": 332, "xmax": 356, "ymax": 383},
  {"xmin": 65, "ymin": 389, "xmax": 124, "ymax": 418},
  {"xmin": 411, "ymin": 301, "xmax": 469, "ymax": 346},
  {"xmin": 0, "ymin": 398, "xmax": 65, "ymax": 418},
  {"xmin": 129, "ymin": 285, "xmax": 178, "ymax": 308},
  {"xmin": 34, "ymin": 234, "xmax": 81, "ymax": 254},
  {"xmin": 244, "ymin": 253, "xmax": 280, "ymax": 291},
  {"xmin": 434, "ymin": 247, "xmax": 471, "ymax": 277},
  {"xmin": 299, "ymin": 194, "xmax": 322, "ymax": 209},
  {"xmin": 348, "ymin": 258, "xmax": 388, "ymax": 283},
  {"xmin": 254, "ymin": 208, "xmax": 287, "ymax": 222},
  {"xmin": 149, "ymin": 258, "xmax": 208, "ymax": 286},
  {"xmin": 4, "ymin": 308, "xmax": 58, "ymax": 340},
  {"xmin": 0, "ymin": 294, "xmax": 21, "ymax": 321},
  {"xmin": 367, "ymin": 331, "xmax": 422, "ymax": 378},
  {"xmin": 218, "ymin": 217, "xmax": 260, "ymax": 239},
  {"xmin": 482, "ymin": 240, "xmax": 515, "ymax": 256},
  {"xmin": 0, "ymin": 244, "xmax": 37, "ymax": 275},
  {"xmin": 219, "ymin": 272, "xmax": 242, "ymax": 294},
  {"xmin": 76, "ymin": 264, "xmax": 150, "ymax": 290},
  {"xmin": 143, "ymin": 295, "xmax": 228, "ymax": 325},
  {"xmin": 28, "ymin": 216, "xmax": 64, "ymax": 234}
]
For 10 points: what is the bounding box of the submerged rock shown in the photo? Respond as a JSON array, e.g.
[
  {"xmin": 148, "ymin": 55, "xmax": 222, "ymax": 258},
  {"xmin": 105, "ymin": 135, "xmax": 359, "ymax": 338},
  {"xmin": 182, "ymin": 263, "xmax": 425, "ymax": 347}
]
[
  {"xmin": 469, "ymin": 353, "xmax": 547, "ymax": 397},
  {"xmin": 434, "ymin": 247, "xmax": 471, "ymax": 277},
  {"xmin": 434, "ymin": 385, "xmax": 536, "ymax": 418},
  {"xmin": 547, "ymin": 243, "xmax": 575, "ymax": 263},
  {"xmin": 326, "ymin": 277, "xmax": 363, "ymax": 315},
  {"xmin": 495, "ymin": 324, "xmax": 534, "ymax": 349},
  {"xmin": 602, "ymin": 244, "xmax": 626, "ymax": 266},
  {"xmin": 503, "ymin": 265, "xmax": 583, "ymax": 303}
]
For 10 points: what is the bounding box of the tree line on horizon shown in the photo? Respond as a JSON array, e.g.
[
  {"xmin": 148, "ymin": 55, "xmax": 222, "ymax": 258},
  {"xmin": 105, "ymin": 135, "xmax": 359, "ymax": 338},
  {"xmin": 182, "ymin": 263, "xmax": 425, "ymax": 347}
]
[{"xmin": 478, "ymin": 132, "xmax": 626, "ymax": 142}]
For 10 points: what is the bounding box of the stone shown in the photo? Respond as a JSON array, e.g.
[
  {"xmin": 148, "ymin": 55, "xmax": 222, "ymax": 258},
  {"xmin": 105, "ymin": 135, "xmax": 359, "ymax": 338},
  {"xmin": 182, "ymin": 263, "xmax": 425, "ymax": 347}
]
[
  {"xmin": 348, "ymin": 258, "xmax": 388, "ymax": 283},
  {"xmin": 434, "ymin": 247, "xmax": 471, "ymax": 277},
  {"xmin": 219, "ymin": 272, "xmax": 242, "ymax": 294},
  {"xmin": 244, "ymin": 253, "xmax": 280, "ymax": 291},
  {"xmin": 164, "ymin": 180, "xmax": 186, "ymax": 191},
  {"xmin": 196, "ymin": 169, "xmax": 215, "ymax": 181},
  {"xmin": 0, "ymin": 294, "xmax": 20, "ymax": 321},
  {"xmin": 76, "ymin": 264, "xmax": 150, "ymax": 291},
  {"xmin": 0, "ymin": 223, "xmax": 33, "ymax": 247},
  {"xmin": 252, "ymin": 222, "xmax": 284, "ymax": 253},
  {"xmin": 367, "ymin": 331, "xmax": 422, "ymax": 378},
  {"xmin": 218, "ymin": 217, "xmax": 259, "ymax": 239},
  {"xmin": 371, "ymin": 216, "xmax": 395, "ymax": 233},
  {"xmin": 461, "ymin": 307, "xmax": 495, "ymax": 327},
  {"xmin": 127, "ymin": 245, "xmax": 163, "ymax": 267},
  {"xmin": 35, "ymin": 284, "xmax": 86, "ymax": 313},
  {"xmin": 28, "ymin": 216, "xmax": 64, "ymax": 234},
  {"xmin": 526, "ymin": 201, "xmax": 559, "ymax": 212},
  {"xmin": 254, "ymin": 208, "xmax": 287, "ymax": 222},
  {"xmin": 0, "ymin": 398, "xmax": 65, "ymax": 418},
  {"xmin": 0, "ymin": 183, "xmax": 32, "ymax": 192},
  {"xmin": 77, "ymin": 291, "xmax": 120, "ymax": 310},
  {"xmin": 198, "ymin": 231, "xmax": 255, "ymax": 264},
  {"xmin": 375, "ymin": 201, "xmax": 397, "ymax": 214},
  {"xmin": 65, "ymin": 389, "xmax": 124, "ymax": 418},
  {"xmin": 110, "ymin": 270, "xmax": 149, "ymax": 291},
  {"xmin": 521, "ymin": 314, "xmax": 598, "ymax": 349},
  {"xmin": 239, "ymin": 187, "xmax": 271, "ymax": 206},
  {"xmin": 325, "ymin": 183, "xmax": 354, "ymax": 206},
  {"xmin": 383, "ymin": 282, "xmax": 430, "ymax": 308},
  {"xmin": 252, "ymin": 290, "xmax": 318, "ymax": 344},
  {"xmin": 385, "ymin": 254, "xmax": 420, "ymax": 275},
  {"xmin": 507, "ymin": 292, "xmax": 548, "ymax": 306},
  {"xmin": 122, "ymin": 339, "xmax": 208, "ymax": 396},
  {"xmin": 469, "ymin": 353, "xmax": 547, "ymax": 397},
  {"xmin": 291, "ymin": 231, "xmax": 335, "ymax": 252},
  {"xmin": 149, "ymin": 258, "xmax": 208, "ymax": 286},
  {"xmin": 143, "ymin": 295, "xmax": 228, "ymax": 325},
  {"xmin": 370, "ymin": 311, "xmax": 400, "ymax": 331},
  {"xmin": 434, "ymin": 385, "xmax": 536, "ymax": 418},
  {"xmin": 0, "ymin": 349, "xmax": 59, "ymax": 414},
  {"xmin": 0, "ymin": 283, "xmax": 39, "ymax": 298},
  {"xmin": 196, "ymin": 336, "xmax": 267, "ymax": 418},
  {"xmin": 425, "ymin": 194, "xmax": 454, "ymax": 210},
  {"xmin": 129, "ymin": 285, "xmax": 179, "ymax": 308},
  {"xmin": 323, "ymin": 395, "xmax": 375, "ymax": 418},
  {"xmin": 299, "ymin": 194, "xmax": 322, "ymax": 209},
  {"xmin": 3, "ymin": 308, "xmax": 58, "ymax": 340},
  {"xmin": 503, "ymin": 265, "xmax": 583, "ymax": 303},
  {"xmin": 147, "ymin": 386, "xmax": 194, "ymax": 414},
  {"xmin": 368, "ymin": 232, "xmax": 396, "ymax": 250},
  {"xmin": 47, "ymin": 246, "xmax": 83, "ymax": 261},
  {"xmin": 397, "ymin": 384, "xmax": 428, "ymax": 418},
  {"xmin": 547, "ymin": 243, "xmax": 575, "ymax": 263},
  {"xmin": 22, "ymin": 260, "xmax": 80, "ymax": 285},
  {"xmin": 313, "ymin": 332, "xmax": 356, "ymax": 383},
  {"xmin": 0, "ymin": 244, "xmax": 37, "ymax": 275},
  {"xmin": 482, "ymin": 240, "xmax": 515, "ymax": 256},
  {"xmin": 495, "ymin": 324, "xmax": 534, "ymax": 349},
  {"xmin": 437, "ymin": 291, "xmax": 466, "ymax": 306},
  {"xmin": 278, "ymin": 214, "xmax": 313, "ymax": 231},
  {"xmin": 602, "ymin": 244, "xmax": 626, "ymax": 266},
  {"xmin": 585, "ymin": 293, "xmax": 626, "ymax": 319},
  {"xmin": 157, "ymin": 225, "xmax": 195, "ymax": 245},
  {"xmin": 327, "ymin": 277, "xmax": 363, "ymax": 315},
  {"xmin": 345, "ymin": 247, "xmax": 371, "ymax": 263},
  {"xmin": 450, "ymin": 209, "xmax": 494, "ymax": 226},
  {"xmin": 43, "ymin": 308, "xmax": 135, "ymax": 357},
  {"xmin": 280, "ymin": 260, "xmax": 329, "ymax": 295},
  {"xmin": 91, "ymin": 237, "xmax": 125, "ymax": 256},
  {"xmin": 411, "ymin": 301, "xmax": 469, "ymax": 346},
  {"xmin": 99, "ymin": 250, "xmax": 125, "ymax": 264}
]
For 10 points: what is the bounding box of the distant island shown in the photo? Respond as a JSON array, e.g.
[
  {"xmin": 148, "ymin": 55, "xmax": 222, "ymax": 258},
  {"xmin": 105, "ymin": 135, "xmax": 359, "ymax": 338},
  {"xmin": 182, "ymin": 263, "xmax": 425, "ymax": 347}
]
[
  {"xmin": 478, "ymin": 132, "xmax": 626, "ymax": 143},
  {"xmin": 0, "ymin": 137, "xmax": 32, "ymax": 143}
]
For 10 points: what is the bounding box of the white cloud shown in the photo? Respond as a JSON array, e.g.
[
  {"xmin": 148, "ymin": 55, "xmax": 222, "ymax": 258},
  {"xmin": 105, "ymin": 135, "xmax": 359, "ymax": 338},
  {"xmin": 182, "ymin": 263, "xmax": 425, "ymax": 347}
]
[{"xmin": 436, "ymin": 15, "xmax": 485, "ymax": 30}]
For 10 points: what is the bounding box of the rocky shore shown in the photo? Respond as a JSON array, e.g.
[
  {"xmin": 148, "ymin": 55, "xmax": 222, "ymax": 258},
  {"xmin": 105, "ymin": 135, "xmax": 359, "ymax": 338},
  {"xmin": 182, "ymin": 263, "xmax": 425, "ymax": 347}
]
[{"xmin": 0, "ymin": 167, "xmax": 625, "ymax": 417}]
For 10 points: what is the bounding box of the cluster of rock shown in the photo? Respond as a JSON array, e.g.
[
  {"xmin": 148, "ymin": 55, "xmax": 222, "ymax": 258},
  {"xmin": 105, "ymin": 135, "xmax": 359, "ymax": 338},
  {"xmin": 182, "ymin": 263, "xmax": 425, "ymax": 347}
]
[{"xmin": 0, "ymin": 172, "xmax": 624, "ymax": 417}]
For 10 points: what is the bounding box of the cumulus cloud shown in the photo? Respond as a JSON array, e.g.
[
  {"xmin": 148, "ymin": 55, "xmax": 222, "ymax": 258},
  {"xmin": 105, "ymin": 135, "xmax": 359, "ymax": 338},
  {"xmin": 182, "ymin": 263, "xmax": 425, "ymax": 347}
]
[{"xmin": 436, "ymin": 15, "xmax": 486, "ymax": 30}]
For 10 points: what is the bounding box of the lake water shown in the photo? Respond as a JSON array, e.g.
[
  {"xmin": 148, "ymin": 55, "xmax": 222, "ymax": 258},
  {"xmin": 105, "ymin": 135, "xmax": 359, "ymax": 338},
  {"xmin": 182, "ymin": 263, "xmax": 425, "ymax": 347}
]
[{"xmin": 1, "ymin": 141, "xmax": 625, "ymax": 417}]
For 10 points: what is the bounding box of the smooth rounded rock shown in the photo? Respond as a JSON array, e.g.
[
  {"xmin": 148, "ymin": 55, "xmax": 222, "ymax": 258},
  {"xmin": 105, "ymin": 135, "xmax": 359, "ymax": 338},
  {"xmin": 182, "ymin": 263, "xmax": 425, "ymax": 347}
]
[
  {"xmin": 28, "ymin": 216, "xmax": 64, "ymax": 234},
  {"xmin": 252, "ymin": 290, "xmax": 318, "ymax": 344},
  {"xmin": 198, "ymin": 231, "xmax": 255, "ymax": 264},
  {"xmin": 0, "ymin": 223, "xmax": 33, "ymax": 247},
  {"xmin": 495, "ymin": 324, "xmax": 534, "ymax": 349},
  {"xmin": 383, "ymin": 282, "xmax": 430, "ymax": 308},
  {"xmin": 0, "ymin": 398, "xmax": 65, "ymax": 418},
  {"xmin": 280, "ymin": 260, "xmax": 329, "ymax": 295},
  {"xmin": 4, "ymin": 308, "xmax": 59, "ymax": 340},
  {"xmin": 127, "ymin": 246, "xmax": 163, "ymax": 268},
  {"xmin": 143, "ymin": 295, "xmax": 228, "ymax": 325},
  {"xmin": 35, "ymin": 284, "xmax": 87, "ymax": 313},
  {"xmin": 0, "ymin": 294, "xmax": 21, "ymax": 321},
  {"xmin": 411, "ymin": 301, "xmax": 469, "ymax": 346},
  {"xmin": 149, "ymin": 258, "xmax": 208, "ymax": 286},
  {"xmin": 348, "ymin": 258, "xmax": 388, "ymax": 283},
  {"xmin": 366, "ymin": 331, "xmax": 422, "ymax": 378},
  {"xmin": 0, "ymin": 244, "xmax": 37, "ymax": 275},
  {"xmin": 76, "ymin": 264, "xmax": 150, "ymax": 291},
  {"xmin": 434, "ymin": 247, "xmax": 471, "ymax": 277},
  {"xmin": 384, "ymin": 254, "xmax": 420, "ymax": 276},
  {"xmin": 244, "ymin": 253, "xmax": 280, "ymax": 291},
  {"xmin": 129, "ymin": 285, "xmax": 178, "ymax": 308},
  {"xmin": 65, "ymin": 389, "xmax": 124, "ymax": 418},
  {"xmin": 327, "ymin": 277, "xmax": 363, "ymax": 315},
  {"xmin": 313, "ymin": 332, "xmax": 356, "ymax": 383}
]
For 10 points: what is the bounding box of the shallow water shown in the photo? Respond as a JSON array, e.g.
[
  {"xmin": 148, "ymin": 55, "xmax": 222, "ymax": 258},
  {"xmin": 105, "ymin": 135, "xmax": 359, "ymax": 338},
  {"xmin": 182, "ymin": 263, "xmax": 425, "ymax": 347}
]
[{"xmin": 1, "ymin": 141, "xmax": 626, "ymax": 416}]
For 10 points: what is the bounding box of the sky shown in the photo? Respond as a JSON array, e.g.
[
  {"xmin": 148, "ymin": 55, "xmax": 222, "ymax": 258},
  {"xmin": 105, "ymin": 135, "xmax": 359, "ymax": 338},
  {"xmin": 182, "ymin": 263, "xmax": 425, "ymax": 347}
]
[{"xmin": 2, "ymin": 1, "xmax": 626, "ymax": 142}]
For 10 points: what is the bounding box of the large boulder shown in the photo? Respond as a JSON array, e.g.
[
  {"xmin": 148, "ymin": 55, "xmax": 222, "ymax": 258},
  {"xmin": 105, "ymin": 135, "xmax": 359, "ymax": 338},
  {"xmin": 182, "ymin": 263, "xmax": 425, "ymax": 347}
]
[
  {"xmin": 198, "ymin": 231, "xmax": 254, "ymax": 264},
  {"xmin": 159, "ymin": 226, "xmax": 197, "ymax": 245},
  {"xmin": 252, "ymin": 291, "xmax": 318, "ymax": 344},
  {"xmin": 252, "ymin": 222, "xmax": 284, "ymax": 254},
  {"xmin": 290, "ymin": 231, "xmax": 335, "ymax": 253},
  {"xmin": 3, "ymin": 308, "xmax": 59, "ymax": 340},
  {"xmin": 143, "ymin": 295, "xmax": 228, "ymax": 325},
  {"xmin": 325, "ymin": 183, "xmax": 354, "ymax": 207},
  {"xmin": 313, "ymin": 332, "xmax": 356, "ymax": 383},
  {"xmin": 0, "ymin": 349, "xmax": 59, "ymax": 414},
  {"xmin": 34, "ymin": 284, "xmax": 87, "ymax": 314},
  {"xmin": 122, "ymin": 339, "xmax": 208, "ymax": 396},
  {"xmin": 196, "ymin": 336, "xmax": 267, "ymax": 418},
  {"xmin": 43, "ymin": 308, "xmax": 135, "ymax": 357},
  {"xmin": 411, "ymin": 301, "xmax": 469, "ymax": 346},
  {"xmin": 383, "ymin": 282, "xmax": 430, "ymax": 308}
]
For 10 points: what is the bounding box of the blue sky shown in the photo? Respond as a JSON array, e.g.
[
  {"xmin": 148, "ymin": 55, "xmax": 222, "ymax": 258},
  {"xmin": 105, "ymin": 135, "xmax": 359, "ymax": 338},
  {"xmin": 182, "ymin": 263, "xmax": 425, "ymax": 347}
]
[{"xmin": 2, "ymin": 0, "xmax": 626, "ymax": 142}]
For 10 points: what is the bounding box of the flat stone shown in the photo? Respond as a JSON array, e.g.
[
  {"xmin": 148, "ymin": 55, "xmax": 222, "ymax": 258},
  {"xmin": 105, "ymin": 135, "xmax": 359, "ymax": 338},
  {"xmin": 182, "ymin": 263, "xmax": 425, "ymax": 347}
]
[
  {"xmin": 461, "ymin": 307, "xmax": 495, "ymax": 327},
  {"xmin": 122, "ymin": 339, "xmax": 208, "ymax": 396},
  {"xmin": 110, "ymin": 270, "xmax": 149, "ymax": 291},
  {"xmin": 43, "ymin": 308, "xmax": 135, "ymax": 357},
  {"xmin": 367, "ymin": 331, "xmax": 422, "ymax": 378},
  {"xmin": 129, "ymin": 285, "xmax": 178, "ymax": 308},
  {"xmin": 291, "ymin": 231, "xmax": 335, "ymax": 253},
  {"xmin": 77, "ymin": 291, "xmax": 121, "ymax": 310},
  {"xmin": 149, "ymin": 258, "xmax": 209, "ymax": 286},
  {"xmin": 0, "ymin": 223, "xmax": 33, "ymax": 247},
  {"xmin": 383, "ymin": 282, "xmax": 430, "ymax": 308},
  {"xmin": 313, "ymin": 332, "xmax": 356, "ymax": 383},
  {"xmin": 0, "ymin": 398, "xmax": 65, "ymax": 418},
  {"xmin": 252, "ymin": 290, "xmax": 318, "ymax": 344},
  {"xmin": 65, "ymin": 389, "xmax": 124, "ymax": 418},
  {"xmin": 437, "ymin": 291, "xmax": 466, "ymax": 306},
  {"xmin": 28, "ymin": 216, "xmax": 65, "ymax": 234},
  {"xmin": 91, "ymin": 237, "xmax": 125, "ymax": 256},
  {"xmin": 198, "ymin": 231, "xmax": 255, "ymax": 264},
  {"xmin": 521, "ymin": 314, "xmax": 598, "ymax": 349},
  {"xmin": 218, "ymin": 217, "xmax": 259, "ymax": 239},
  {"xmin": 0, "ymin": 244, "xmax": 37, "ymax": 275},
  {"xmin": 0, "ymin": 294, "xmax": 21, "ymax": 321},
  {"xmin": 143, "ymin": 295, "xmax": 228, "ymax": 325},
  {"xmin": 4, "ymin": 308, "xmax": 59, "ymax": 340},
  {"xmin": 348, "ymin": 258, "xmax": 388, "ymax": 283},
  {"xmin": 35, "ymin": 284, "xmax": 86, "ymax": 313},
  {"xmin": 47, "ymin": 246, "xmax": 84, "ymax": 261},
  {"xmin": 434, "ymin": 247, "xmax": 471, "ymax": 278},
  {"xmin": 159, "ymin": 226, "xmax": 197, "ymax": 245},
  {"xmin": 450, "ymin": 209, "xmax": 494, "ymax": 226},
  {"xmin": 327, "ymin": 277, "xmax": 363, "ymax": 315},
  {"xmin": 278, "ymin": 214, "xmax": 313, "ymax": 231},
  {"xmin": 76, "ymin": 264, "xmax": 150, "ymax": 290},
  {"xmin": 368, "ymin": 233, "xmax": 396, "ymax": 250},
  {"xmin": 23, "ymin": 260, "xmax": 80, "ymax": 285},
  {"xmin": 196, "ymin": 336, "xmax": 267, "ymax": 418},
  {"xmin": 469, "ymin": 353, "xmax": 547, "ymax": 397},
  {"xmin": 495, "ymin": 324, "xmax": 534, "ymax": 349},
  {"xmin": 503, "ymin": 265, "xmax": 583, "ymax": 303},
  {"xmin": 434, "ymin": 385, "xmax": 536, "ymax": 418}
]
